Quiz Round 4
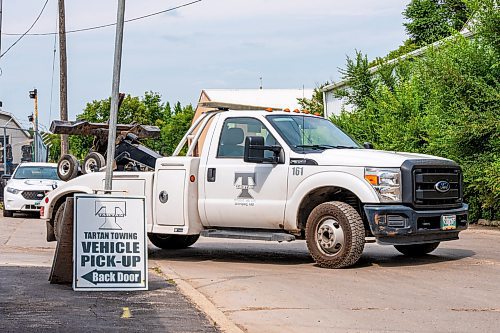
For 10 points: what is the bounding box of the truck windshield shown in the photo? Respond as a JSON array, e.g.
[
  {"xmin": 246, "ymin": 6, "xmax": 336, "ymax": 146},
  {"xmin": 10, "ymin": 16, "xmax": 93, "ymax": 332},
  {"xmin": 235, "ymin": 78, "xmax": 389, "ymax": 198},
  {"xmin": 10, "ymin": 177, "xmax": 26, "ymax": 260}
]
[
  {"xmin": 13, "ymin": 166, "xmax": 60, "ymax": 180},
  {"xmin": 267, "ymin": 115, "xmax": 360, "ymax": 152}
]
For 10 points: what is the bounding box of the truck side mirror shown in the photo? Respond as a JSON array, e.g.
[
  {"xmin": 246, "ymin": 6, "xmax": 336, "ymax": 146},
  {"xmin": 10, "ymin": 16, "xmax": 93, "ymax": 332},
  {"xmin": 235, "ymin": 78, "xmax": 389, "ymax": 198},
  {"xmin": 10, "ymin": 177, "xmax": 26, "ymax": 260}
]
[
  {"xmin": 363, "ymin": 142, "xmax": 374, "ymax": 149},
  {"xmin": 244, "ymin": 136, "xmax": 281, "ymax": 164}
]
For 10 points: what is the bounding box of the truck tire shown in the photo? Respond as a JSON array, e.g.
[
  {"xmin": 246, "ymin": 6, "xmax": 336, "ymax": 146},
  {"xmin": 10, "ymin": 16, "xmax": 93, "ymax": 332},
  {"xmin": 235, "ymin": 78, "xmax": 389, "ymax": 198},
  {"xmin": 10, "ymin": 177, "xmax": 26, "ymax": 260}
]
[
  {"xmin": 53, "ymin": 202, "xmax": 66, "ymax": 242},
  {"xmin": 306, "ymin": 201, "xmax": 365, "ymax": 268},
  {"xmin": 148, "ymin": 234, "xmax": 199, "ymax": 249},
  {"xmin": 394, "ymin": 242, "xmax": 440, "ymax": 256},
  {"xmin": 3, "ymin": 209, "xmax": 13, "ymax": 217},
  {"xmin": 58, "ymin": 154, "xmax": 79, "ymax": 181},
  {"xmin": 82, "ymin": 152, "xmax": 106, "ymax": 174}
]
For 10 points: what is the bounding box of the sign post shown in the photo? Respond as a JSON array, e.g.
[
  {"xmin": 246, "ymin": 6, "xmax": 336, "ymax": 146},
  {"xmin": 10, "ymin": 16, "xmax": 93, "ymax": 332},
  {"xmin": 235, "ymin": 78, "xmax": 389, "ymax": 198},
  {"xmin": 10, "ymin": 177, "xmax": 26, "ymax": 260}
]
[{"xmin": 73, "ymin": 194, "xmax": 147, "ymax": 291}]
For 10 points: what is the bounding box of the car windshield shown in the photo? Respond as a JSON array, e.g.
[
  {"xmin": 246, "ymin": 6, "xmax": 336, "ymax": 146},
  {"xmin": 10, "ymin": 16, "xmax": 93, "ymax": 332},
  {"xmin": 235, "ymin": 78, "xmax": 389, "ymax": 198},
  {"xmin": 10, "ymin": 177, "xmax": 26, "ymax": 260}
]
[
  {"xmin": 267, "ymin": 115, "xmax": 360, "ymax": 152},
  {"xmin": 13, "ymin": 166, "xmax": 60, "ymax": 180}
]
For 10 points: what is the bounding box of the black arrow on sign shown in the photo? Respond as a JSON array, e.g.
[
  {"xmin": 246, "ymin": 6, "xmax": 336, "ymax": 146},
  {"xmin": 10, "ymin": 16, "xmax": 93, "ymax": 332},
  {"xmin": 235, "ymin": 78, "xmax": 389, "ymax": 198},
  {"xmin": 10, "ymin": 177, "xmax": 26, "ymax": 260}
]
[{"xmin": 81, "ymin": 269, "xmax": 142, "ymax": 285}]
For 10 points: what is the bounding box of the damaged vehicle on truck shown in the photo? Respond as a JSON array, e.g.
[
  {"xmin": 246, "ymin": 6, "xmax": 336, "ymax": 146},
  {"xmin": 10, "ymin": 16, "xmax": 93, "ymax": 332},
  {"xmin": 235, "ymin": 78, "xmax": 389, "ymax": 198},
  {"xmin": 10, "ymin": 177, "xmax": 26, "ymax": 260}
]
[{"xmin": 41, "ymin": 107, "xmax": 468, "ymax": 268}]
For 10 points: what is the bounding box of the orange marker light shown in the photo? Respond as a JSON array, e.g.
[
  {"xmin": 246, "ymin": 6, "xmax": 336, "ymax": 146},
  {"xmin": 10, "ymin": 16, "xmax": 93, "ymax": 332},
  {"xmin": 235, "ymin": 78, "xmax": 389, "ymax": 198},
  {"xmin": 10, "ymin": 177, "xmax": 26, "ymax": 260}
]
[
  {"xmin": 365, "ymin": 175, "xmax": 379, "ymax": 185},
  {"xmin": 265, "ymin": 108, "xmax": 273, "ymax": 112},
  {"xmin": 303, "ymin": 110, "xmax": 310, "ymax": 114},
  {"xmin": 314, "ymin": 112, "xmax": 321, "ymax": 116},
  {"xmin": 284, "ymin": 108, "xmax": 290, "ymax": 112},
  {"xmin": 293, "ymin": 109, "xmax": 300, "ymax": 113}
]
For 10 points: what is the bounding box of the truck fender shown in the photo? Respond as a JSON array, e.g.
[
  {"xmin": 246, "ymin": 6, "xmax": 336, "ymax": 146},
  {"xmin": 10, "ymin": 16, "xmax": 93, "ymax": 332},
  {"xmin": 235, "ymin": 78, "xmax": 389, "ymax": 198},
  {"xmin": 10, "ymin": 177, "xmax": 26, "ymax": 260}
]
[
  {"xmin": 47, "ymin": 186, "xmax": 93, "ymax": 219},
  {"xmin": 284, "ymin": 171, "xmax": 379, "ymax": 231}
]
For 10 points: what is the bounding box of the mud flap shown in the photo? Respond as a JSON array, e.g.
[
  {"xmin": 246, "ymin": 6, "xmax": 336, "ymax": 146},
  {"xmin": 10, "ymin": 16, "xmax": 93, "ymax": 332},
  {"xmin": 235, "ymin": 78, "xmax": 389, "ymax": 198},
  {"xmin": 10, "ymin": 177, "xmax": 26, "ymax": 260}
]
[{"xmin": 49, "ymin": 198, "xmax": 74, "ymax": 284}]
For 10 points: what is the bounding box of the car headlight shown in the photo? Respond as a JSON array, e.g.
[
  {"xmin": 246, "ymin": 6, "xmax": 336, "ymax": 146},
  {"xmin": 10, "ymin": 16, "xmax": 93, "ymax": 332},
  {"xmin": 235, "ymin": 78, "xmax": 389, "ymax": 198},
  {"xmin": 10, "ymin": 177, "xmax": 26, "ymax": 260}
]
[
  {"xmin": 6, "ymin": 187, "xmax": 21, "ymax": 194},
  {"xmin": 364, "ymin": 168, "xmax": 401, "ymax": 202}
]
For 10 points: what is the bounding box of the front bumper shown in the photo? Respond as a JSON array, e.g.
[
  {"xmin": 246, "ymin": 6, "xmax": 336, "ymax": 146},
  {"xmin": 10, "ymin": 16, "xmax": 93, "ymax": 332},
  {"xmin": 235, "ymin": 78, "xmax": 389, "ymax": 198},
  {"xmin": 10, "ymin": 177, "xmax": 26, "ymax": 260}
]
[
  {"xmin": 364, "ymin": 204, "xmax": 468, "ymax": 245},
  {"xmin": 3, "ymin": 194, "xmax": 43, "ymax": 212}
]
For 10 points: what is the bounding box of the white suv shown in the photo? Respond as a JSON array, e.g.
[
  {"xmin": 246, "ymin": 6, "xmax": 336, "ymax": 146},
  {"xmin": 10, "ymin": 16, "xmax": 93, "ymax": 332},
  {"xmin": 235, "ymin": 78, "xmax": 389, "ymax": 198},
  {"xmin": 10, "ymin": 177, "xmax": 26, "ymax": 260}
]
[{"xmin": 3, "ymin": 163, "xmax": 64, "ymax": 217}]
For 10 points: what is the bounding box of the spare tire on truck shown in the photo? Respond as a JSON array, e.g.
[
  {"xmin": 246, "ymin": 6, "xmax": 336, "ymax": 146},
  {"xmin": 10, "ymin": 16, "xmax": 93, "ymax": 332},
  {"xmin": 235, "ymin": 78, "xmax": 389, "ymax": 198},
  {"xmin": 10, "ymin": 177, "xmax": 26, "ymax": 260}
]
[
  {"xmin": 82, "ymin": 152, "xmax": 106, "ymax": 174},
  {"xmin": 57, "ymin": 154, "xmax": 79, "ymax": 181}
]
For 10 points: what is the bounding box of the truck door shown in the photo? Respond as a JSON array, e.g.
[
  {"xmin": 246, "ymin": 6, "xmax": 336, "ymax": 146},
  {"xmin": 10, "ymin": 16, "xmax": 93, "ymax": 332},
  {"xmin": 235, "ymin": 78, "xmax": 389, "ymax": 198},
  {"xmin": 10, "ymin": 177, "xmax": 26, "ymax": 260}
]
[{"xmin": 202, "ymin": 116, "xmax": 288, "ymax": 229}]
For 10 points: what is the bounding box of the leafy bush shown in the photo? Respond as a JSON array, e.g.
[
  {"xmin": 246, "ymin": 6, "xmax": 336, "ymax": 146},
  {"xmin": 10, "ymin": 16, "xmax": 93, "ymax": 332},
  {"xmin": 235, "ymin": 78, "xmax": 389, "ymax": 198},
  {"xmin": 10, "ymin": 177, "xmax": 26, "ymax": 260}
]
[{"xmin": 331, "ymin": 1, "xmax": 499, "ymax": 221}]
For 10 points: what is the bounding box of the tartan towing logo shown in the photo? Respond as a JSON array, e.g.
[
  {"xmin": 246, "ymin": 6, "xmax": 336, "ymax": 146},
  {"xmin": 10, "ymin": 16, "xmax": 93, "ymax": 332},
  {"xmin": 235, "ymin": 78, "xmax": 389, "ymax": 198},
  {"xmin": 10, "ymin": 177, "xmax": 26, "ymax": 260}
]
[
  {"xmin": 234, "ymin": 172, "xmax": 256, "ymax": 206},
  {"xmin": 73, "ymin": 195, "xmax": 147, "ymax": 291}
]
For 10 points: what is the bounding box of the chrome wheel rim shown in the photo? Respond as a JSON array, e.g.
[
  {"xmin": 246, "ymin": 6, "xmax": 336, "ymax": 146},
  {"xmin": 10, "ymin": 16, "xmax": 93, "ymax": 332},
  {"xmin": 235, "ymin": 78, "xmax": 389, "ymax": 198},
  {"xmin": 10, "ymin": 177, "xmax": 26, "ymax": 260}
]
[
  {"xmin": 58, "ymin": 160, "xmax": 71, "ymax": 176},
  {"xmin": 84, "ymin": 158, "xmax": 97, "ymax": 173},
  {"xmin": 316, "ymin": 218, "xmax": 345, "ymax": 256}
]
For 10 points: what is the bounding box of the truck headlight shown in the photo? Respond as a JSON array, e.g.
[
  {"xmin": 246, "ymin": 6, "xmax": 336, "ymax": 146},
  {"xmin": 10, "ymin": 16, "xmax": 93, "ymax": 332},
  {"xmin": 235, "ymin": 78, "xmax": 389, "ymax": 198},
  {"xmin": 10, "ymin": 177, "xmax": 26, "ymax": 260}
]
[
  {"xmin": 364, "ymin": 168, "xmax": 401, "ymax": 202},
  {"xmin": 6, "ymin": 187, "xmax": 21, "ymax": 194}
]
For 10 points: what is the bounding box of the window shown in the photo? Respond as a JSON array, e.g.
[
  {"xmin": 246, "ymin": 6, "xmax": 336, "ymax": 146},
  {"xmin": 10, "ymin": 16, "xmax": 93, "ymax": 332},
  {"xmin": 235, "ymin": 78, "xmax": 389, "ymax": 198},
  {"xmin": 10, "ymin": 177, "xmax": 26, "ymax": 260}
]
[
  {"xmin": 267, "ymin": 115, "xmax": 360, "ymax": 152},
  {"xmin": 217, "ymin": 117, "xmax": 279, "ymax": 158},
  {"xmin": 13, "ymin": 166, "xmax": 60, "ymax": 180}
]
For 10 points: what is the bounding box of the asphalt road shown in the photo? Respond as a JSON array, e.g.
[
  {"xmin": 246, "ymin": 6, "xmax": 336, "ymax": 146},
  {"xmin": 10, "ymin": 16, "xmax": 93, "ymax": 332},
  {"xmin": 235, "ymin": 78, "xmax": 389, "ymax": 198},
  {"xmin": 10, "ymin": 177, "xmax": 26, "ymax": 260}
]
[
  {"xmin": 2, "ymin": 213, "xmax": 499, "ymax": 333},
  {"xmin": 0, "ymin": 214, "xmax": 218, "ymax": 333},
  {"xmin": 151, "ymin": 227, "xmax": 500, "ymax": 333}
]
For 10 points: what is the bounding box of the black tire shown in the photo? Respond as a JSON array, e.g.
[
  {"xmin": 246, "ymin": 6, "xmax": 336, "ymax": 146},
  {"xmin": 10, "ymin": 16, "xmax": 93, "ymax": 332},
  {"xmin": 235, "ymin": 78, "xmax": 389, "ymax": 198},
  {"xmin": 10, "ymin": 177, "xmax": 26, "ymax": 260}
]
[
  {"xmin": 148, "ymin": 233, "xmax": 199, "ymax": 249},
  {"xmin": 82, "ymin": 152, "xmax": 106, "ymax": 174},
  {"xmin": 305, "ymin": 201, "xmax": 365, "ymax": 268},
  {"xmin": 53, "ymin": 202, "xmax": 66, "ymax": 242},
  {"xmin": 394, "ymin": 242, "xmax": 440, "ymax": 256},
  {"xmin": 57, "ymin": 154, "xmax": 79, "ymax": 181},
  {"xmin": 3, "ymin": 209, "xmax": 13, "ymax": 217}
]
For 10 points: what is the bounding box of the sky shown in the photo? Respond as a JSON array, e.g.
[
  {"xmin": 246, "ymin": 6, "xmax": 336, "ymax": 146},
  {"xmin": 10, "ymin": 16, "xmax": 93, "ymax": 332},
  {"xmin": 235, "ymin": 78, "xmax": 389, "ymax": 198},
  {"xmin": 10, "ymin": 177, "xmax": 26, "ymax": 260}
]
[{"xmin": 0, "ymin": 0, "xmax": 410, "ymax": 131}]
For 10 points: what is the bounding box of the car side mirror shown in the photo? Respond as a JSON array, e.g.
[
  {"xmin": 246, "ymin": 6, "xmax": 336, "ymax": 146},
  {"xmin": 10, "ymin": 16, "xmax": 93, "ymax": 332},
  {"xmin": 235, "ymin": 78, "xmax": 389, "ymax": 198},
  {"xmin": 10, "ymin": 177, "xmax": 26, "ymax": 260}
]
[
  {"xmin": 363, "ymin": 142, "xmax": 374, "ymax": 149},
  {"xmin": 1, "ymin": 174, "xmax": 11, "ymax": 186},
  {"xmin": 244, "ymin": 136, "xmax": 281, "ymax": 164}
]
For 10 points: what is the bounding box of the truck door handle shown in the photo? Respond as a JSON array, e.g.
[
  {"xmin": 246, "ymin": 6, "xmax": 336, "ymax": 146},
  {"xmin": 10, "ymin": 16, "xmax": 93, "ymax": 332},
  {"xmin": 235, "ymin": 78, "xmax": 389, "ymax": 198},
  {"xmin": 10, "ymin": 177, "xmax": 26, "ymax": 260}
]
[{"xmin": 207, "ymin": 168, "xmax": 216, "ymax": 182}]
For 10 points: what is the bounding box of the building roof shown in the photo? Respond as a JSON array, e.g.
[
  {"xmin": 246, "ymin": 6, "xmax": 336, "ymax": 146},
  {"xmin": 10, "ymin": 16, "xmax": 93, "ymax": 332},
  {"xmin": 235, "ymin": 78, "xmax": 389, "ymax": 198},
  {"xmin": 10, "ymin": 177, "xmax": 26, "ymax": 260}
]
[
  {"xmin": 199, "ymin": 88, "xmax": 314, "ymax": 110},
  {"xmin": 0, "ymin": 110, "xmax": 31, "ymax": 138}
]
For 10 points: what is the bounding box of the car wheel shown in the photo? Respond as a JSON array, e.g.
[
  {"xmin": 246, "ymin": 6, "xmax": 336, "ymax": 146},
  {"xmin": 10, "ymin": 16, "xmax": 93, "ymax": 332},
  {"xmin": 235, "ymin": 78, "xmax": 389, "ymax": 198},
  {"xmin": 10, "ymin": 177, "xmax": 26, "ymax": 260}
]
[
  {"xmin": 53, "ymin": 202, "xmax": 66, "ymax": 241},
  {"xmin": 57, "ymin": 154, "xmax": 79, "ymax": 181},
  {"xmin": 3, "ymin": 209, "xmax": 13, "ymax": 217},
  {"xmin": 306, "ymin": 201, "xmax": 365, "ymax": 268},
  {"xmin": 82, "ymin": 152, "xmax": 106, "ymax": 174},
  {"xmin": 394, "ymin": 242, "xmax": 440, "ymax": 256}
]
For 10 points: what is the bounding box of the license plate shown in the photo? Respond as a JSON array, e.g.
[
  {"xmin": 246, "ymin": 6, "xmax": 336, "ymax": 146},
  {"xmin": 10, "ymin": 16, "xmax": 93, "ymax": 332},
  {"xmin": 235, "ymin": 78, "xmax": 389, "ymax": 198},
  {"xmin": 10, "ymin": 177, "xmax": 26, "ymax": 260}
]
[{"xmin": 441, "ymin": 215, "xmax": 456, "ymax": 230}]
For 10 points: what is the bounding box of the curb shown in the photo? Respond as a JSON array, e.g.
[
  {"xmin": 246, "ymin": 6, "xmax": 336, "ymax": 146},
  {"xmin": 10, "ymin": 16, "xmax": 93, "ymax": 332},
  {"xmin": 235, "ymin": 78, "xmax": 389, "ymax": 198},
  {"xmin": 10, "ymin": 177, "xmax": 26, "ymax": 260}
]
[{"xmin": 152, "ymin": 261, "xmax": 245, "ymax": 333}]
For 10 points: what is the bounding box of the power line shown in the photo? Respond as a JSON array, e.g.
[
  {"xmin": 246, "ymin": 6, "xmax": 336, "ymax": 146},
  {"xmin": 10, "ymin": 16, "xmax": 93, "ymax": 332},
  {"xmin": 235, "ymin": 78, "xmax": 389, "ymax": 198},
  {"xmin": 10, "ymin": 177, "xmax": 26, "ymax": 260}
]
[
  {"xmin": 3, "ymin": 0, "xmax": 202, "ymax": 36},
  {"xmin": 0, "ymin": 0, "xmax": 50, "ymax": 58}
]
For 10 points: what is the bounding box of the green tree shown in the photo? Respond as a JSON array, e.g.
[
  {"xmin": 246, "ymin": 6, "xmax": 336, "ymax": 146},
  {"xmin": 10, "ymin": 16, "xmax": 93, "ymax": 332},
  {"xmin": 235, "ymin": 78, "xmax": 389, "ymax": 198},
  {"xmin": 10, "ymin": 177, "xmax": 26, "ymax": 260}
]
[
  {"xmin": 66, "ymin": 92, "xmax": 194, "ymax": 160},
  {"xmin": 403, "ymin": 0, "xmax": 470, "ymax": 45},
  {"xmin": 297, "ymin": 85, "xmax": 327, "ymax": 116},
  {"xmin": 334, "ymin": 51, "xmax": 375, "ymax": 109},
  {"xmin": 331, "ymin": 1, "xmax": 500, "ymax": 221}
]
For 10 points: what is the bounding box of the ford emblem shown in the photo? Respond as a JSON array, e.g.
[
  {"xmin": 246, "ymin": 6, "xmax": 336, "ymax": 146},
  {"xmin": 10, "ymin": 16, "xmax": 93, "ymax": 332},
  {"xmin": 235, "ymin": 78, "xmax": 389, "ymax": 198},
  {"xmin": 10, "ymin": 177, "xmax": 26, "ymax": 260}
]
[{"xmin": 435, "ymin": 180, "xmax": 451, "ymax": 193}]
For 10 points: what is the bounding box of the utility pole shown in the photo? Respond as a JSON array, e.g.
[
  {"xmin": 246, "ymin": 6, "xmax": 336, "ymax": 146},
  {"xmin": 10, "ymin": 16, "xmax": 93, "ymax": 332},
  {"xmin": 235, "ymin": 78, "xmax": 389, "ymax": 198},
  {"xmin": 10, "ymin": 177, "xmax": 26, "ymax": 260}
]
[
  {"xmin": 29, "ymin": 89, "xmax": 38, "ymax": 162},
  {"xmin": 104, "ymin": 0, "xmax": 126, "ymax": 191},
  {"xmin": 58, "ymin": 0, "xmax": 69, "ymax": 155},
  {"xmin": 0, "ymin": 0, "xmax": 3, "ymax": 58}
]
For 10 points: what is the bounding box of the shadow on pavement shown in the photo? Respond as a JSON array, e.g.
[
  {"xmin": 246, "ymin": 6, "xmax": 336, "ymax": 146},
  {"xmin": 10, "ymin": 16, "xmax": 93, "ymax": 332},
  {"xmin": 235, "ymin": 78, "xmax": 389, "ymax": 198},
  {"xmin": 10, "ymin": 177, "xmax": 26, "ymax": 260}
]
[
  {"xmin": 149, "ymin": 241, "xmax": 475, "ymax": 269},
  {"xmin": 352, "ymin": 247, "xmax": 476, "ymax": 269},
  {"xmin": 0, "ymin": 266, "xmax": 218, "ymax": 333}
]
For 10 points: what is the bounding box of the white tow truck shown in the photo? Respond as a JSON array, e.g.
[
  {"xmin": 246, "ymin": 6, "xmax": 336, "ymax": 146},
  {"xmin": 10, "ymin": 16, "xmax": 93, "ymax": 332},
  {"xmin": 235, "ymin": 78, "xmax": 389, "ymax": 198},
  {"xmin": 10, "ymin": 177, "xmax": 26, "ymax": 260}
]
[{"xmin": 41, "ymin": 108, "xmax": 468, "ymax": 268}]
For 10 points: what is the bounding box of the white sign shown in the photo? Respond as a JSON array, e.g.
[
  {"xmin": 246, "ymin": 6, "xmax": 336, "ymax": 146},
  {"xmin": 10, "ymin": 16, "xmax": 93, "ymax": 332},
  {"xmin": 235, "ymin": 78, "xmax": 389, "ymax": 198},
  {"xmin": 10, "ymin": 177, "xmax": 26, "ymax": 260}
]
[{"xmin": 73, "ymin": 194, "xmax": 148, "ymax": 291}]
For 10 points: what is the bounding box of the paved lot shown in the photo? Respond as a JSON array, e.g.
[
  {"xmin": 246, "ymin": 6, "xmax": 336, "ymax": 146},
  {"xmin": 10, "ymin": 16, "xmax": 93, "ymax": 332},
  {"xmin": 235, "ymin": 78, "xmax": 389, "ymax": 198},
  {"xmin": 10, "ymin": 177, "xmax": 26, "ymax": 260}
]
[
  {"xmin": 2, "ymin": 213, "xmax": 499, "ymax": 333},
  {"xmin": 152, "ymin": 227, "xmax": 500, "ymax": 333},
  {"xmin": 0, "ymin": 214, "xmax": 218, "ymax": 333}
]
